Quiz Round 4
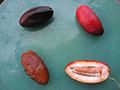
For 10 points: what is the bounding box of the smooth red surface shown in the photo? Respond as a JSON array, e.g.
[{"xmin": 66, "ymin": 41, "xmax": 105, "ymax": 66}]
[{"xmin": 76, "ymin": 5, "xmax": 104, "ymax": 36}]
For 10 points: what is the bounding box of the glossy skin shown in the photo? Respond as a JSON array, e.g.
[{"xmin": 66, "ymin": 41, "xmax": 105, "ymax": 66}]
[
  {"xmin": 65, "ymin": 60, "xmax": 110, "ymax": 84},
  {"xmin": 19, "ymin": 6, "xmax": 54, "ymax": 27},
  {"xmin": 76, "ymin": 5, "xmax": 104, "ymax": 36},
  {"xmin": 21, "ymin": 50, "xmax": 49, "ymax": 85}
]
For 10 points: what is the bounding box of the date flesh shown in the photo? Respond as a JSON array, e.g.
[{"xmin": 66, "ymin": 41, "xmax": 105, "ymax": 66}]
[{"xmin": 65, "ymin": 60, "xmax": 110, "ymax": 83}]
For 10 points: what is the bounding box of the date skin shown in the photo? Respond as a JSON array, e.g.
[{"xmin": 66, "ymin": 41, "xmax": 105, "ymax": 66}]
[
  {"xmin": 65, "ymin": 60, "xmax": 110, "ymax": 84},
  {"xmin": 19, "ymin": 6, "xmax": 54, "ymax": 27},
  {"xmin": 76, "ymin": 5, "xmax": 104, "ymax": 36},
  {"xmin": 21, "ymin": 50, "xmax": 49, "ymax": 85}
]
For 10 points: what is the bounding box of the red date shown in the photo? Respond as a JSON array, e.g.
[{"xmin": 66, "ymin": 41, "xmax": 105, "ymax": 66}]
[{"xmin": 76, "ymin": 5, "xmax": 104, "ymax": 36}]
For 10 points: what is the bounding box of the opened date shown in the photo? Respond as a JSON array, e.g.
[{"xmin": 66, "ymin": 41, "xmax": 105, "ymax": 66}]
[{"xmin": 65, "ymin": 60, "xmax": 110, "ymax": 83}]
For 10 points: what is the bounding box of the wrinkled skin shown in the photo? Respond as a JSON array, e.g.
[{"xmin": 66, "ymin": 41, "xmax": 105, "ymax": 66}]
[{"xmin": 21, "ymin": 50, "xmax": 49, "ymax": 85}]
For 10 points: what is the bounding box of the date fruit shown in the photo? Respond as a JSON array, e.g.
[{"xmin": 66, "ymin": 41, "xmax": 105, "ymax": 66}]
[
  {"xmin": 19, "ymin": 6, "xmax": 54, "ymax": 27},
  {"xmin": 76, "ymin": 5, "xmax": 104, "ymax": 36},
  {"xmin": 21, "ymin": 50, "xmax": 49, "ymax": 85},
  {"xmin": 65, "ymin": 60, "xmax": 110, "ymax": 83}
]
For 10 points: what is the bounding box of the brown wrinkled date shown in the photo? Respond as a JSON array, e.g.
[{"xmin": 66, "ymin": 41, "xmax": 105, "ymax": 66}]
[
  {"xmin": 65, "ymin": 60, "xmax": 110, "ymax": 84},
  {"xmin": 19, "ymin": 6, "xmax": 54, "ymax": 27},
  {"xmin": 21, "ymin": 50, "xmax": 49, "ymax": 85}
]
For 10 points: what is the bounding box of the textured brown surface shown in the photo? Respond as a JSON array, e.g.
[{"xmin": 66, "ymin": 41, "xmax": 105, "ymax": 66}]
[{"xmin": 21, "ymin": 50, "xmax": 49, "ymax": 85}]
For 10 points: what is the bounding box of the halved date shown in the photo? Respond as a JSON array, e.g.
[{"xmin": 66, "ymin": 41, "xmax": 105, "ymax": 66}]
[
  {"xmin": 19, "ymin": 6, "xmax": 54, "ymax": 27},
  {"xmin": 65, "ymin": 60, "xmax": 110, "ymax": 83},
  {"xmin": 21, "ymin": 50, "xmax": 49, "ymax": 85}
]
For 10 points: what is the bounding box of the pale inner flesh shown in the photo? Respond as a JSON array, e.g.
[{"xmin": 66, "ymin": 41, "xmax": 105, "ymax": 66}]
[{"xmin": 71, "ymin": 66, "xmax": 102, "ymax": 77}]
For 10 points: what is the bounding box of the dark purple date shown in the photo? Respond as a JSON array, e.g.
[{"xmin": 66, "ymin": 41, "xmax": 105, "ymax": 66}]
[{"xmin": 19, "ymin": 6, "xmax": 54, "ymax": 27}]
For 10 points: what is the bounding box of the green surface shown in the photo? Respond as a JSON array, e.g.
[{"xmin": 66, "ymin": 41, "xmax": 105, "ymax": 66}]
[{"xmin": 0, "ymin": 0, "xmax": 120, "ymax": 90}]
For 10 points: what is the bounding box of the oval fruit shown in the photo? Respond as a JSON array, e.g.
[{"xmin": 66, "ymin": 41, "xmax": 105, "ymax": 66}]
[
  {"xmin": 76, "ymin": 5, "xmax": 104, "ymax": 36},
  {"xmin": 21, "ymin": 50, "xmax": 49, "ymax": 85},
  {"xmin": 65, "ymin": 60, "xmax": 110, "ymax": 83},
  {"xmin": 19, "ymin": 6, "xmax": 54, "ymax": 27}
]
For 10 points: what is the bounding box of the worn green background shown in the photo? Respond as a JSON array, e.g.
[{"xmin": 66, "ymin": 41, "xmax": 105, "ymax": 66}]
[{"xmin": 0, "ymin": 0, "xmax": 120, "ymax": 90}]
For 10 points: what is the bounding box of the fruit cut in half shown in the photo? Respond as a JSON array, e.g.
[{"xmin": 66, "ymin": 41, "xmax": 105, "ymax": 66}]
[{"xmin": 65, "ymin": 60, "xmax": 110, "ymax": 84}]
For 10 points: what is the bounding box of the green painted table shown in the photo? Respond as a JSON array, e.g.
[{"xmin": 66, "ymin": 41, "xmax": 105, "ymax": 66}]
[{"xmin": 0, "ymin": 0, "xmax": 120, "ymax": 90}]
